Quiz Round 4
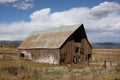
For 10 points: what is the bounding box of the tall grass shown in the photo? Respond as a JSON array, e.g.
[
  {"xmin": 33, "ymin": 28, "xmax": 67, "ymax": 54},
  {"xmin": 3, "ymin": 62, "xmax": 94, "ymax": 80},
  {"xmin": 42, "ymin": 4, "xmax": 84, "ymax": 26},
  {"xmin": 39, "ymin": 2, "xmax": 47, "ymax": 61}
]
[
  {"xmin": 0, "ymin": 48, "xmax": 120, "ymax": 80},
  {"xmin": 0, "ymin": 58, "xmax": 120, "ymax": 80}
]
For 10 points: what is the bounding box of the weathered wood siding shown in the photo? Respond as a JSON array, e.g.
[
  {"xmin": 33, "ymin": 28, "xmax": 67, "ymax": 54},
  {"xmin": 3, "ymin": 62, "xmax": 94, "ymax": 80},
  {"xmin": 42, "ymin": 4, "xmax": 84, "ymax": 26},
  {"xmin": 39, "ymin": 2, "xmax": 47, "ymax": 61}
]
[
  {"xmin": 82, "ymin": 38, "xmax": 92, "ymax": 55},
  {"xmin": 60, "ymin": 36, "xmax": 75, "ymax": 64},
  {"xmin": 74, "ymin": 42, "xmax": 81, "ymax": 48},
  {"xmin": 19, "ymin": 49, "xmax": 60, "ymax": 64},
  {"xmin": 81, "ymin": 38, "xmax": 92, "ymax": 61},
  {"xmin": 60, "ymin": 26, "xmax": 92, "ymax": 64}
]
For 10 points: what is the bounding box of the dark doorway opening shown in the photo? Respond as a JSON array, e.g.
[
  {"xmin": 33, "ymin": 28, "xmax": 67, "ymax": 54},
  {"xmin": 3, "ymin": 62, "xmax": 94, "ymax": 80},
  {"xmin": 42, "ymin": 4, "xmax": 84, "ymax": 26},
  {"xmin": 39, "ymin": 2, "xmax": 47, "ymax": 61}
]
[
  {"xmin": 88, "ymin": 54, "xmax": 91, "ymax": 60},
  {"xmin": 20, "ymin": 53, "xmax": 25, "ymax": 58}
]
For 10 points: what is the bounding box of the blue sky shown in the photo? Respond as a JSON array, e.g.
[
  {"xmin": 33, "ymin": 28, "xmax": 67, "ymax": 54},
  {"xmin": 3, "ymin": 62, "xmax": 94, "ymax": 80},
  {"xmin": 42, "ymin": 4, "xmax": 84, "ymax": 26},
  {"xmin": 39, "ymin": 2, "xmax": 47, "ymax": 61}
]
[
  {"xmin": 0, "ymin": 0, "xmax": 99, "ymax": 23},
  {"xmin": 1, "ymin": 0, "xmax": 119, "ymax": 23},
  {"xmin": 0, "ymin": 0, "xmax": 120, "ymax": 42}
]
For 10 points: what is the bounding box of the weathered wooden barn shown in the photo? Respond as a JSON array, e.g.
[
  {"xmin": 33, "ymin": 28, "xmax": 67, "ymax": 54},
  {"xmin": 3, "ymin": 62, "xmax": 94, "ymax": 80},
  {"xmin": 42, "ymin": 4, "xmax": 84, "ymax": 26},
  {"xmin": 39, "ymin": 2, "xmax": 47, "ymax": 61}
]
[{"xmin": 18, "ymin": 24, "xmax": 92, "ymax": 64}]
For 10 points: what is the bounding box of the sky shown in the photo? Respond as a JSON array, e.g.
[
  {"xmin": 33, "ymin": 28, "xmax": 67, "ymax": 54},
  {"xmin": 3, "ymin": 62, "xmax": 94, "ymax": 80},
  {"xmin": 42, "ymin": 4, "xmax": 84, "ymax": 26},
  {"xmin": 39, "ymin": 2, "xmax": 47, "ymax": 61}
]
[{"xmin": 0, "ymin": 0, "xmax": 120, "ymax": 43}]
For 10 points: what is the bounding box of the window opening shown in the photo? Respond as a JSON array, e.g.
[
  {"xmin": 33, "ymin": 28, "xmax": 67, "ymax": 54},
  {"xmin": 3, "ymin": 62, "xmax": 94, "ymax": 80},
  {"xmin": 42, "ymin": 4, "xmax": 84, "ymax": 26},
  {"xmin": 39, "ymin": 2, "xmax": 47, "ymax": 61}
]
[{"xmin": 75, "ymin": 47, "xmax": 79, "ymax": 53}]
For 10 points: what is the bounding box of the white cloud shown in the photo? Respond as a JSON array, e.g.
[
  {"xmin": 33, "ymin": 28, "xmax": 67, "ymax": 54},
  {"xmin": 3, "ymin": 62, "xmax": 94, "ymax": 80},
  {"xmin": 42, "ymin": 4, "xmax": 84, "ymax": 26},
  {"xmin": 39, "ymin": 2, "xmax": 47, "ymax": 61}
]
[
  {"xmin": 0, "ymin": 1, "xmax": 120, "ymax": 42},
  {"xmin": 90, "ymin": 1, "xmax": 120, "ymax": 19},
  {"xmin": 0, "ymin": 0, "xmax": 17, "ymax": 3},
  {"xmin": 0, "ymin": 0, "xmax": 33, "ymax": 10},
  {"xmin": 30, "ymin": 8, "xmax": 51, "ymax": 22},
  {"xmin": 13, "ymin": 2, "xmax": 33, "ymax": 10}
]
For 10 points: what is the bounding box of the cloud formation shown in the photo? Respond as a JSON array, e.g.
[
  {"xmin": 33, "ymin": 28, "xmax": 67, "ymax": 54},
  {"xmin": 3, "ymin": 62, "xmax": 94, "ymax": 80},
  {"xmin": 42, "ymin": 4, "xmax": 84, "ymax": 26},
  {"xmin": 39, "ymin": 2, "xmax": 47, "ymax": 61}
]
[
  {"xmin": 13, "ymin": 1, "xmax": 33, "ymax": 10},
  {"xmin": 0, "ymin": 1, "xmax": 120, "ymax": 42},
  {"xmin": 0, "ymin": 0, "xmax": 33, "ymax": 10},
  {"xmin": 90, "ymin": 1, "xmax": 120, "ymax": 19},
  {"xmin": 0, "ymin": 0, "xmax": 17, "ymax": 3}
]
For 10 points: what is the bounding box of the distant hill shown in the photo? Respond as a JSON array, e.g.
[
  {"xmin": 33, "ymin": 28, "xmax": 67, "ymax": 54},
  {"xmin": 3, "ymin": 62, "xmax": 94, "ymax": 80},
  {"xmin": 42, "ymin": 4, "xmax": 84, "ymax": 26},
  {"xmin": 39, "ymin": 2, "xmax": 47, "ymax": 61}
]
[
  {"xmin": 0, "ymin": 40, "xmax": 22, "ymax": 48},
  {"xmin": 92, "ymin": 42, "xmax": 120, "ymax": 48},
  {"xmin": 0, "ymin": 40, "xmax": 22, "ymax": 44}
]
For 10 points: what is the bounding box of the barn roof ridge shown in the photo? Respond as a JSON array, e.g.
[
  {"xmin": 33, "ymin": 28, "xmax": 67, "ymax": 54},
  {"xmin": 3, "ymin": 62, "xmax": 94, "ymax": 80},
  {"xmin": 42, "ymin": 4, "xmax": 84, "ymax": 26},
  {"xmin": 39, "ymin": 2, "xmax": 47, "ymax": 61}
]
[
  {"xmin": 18, "ymin": 24, "xmax": 84, "ymax": 49},
  {"xmin": 33, "ymin": 24, "xmax": 81, "ymax": 34}
]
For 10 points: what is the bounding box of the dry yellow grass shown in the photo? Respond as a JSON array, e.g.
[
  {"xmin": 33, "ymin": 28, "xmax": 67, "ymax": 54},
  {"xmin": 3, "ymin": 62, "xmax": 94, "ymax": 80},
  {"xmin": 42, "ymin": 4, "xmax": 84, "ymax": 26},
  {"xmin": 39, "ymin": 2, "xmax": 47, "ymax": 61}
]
[
  {"xmin": 0, "ymin": 59, "xmax": 120, "ymax": 80},
  {"xmin": 0, "ymin": 48, "xmax": 18, "ymax": 55},
  {"xmin": 92, "ymin": 49, "xmax": 120, "ymax": 61},
  {"xmin": 0, "ymin": 48, "xmax": 120, "ymax": 80}
]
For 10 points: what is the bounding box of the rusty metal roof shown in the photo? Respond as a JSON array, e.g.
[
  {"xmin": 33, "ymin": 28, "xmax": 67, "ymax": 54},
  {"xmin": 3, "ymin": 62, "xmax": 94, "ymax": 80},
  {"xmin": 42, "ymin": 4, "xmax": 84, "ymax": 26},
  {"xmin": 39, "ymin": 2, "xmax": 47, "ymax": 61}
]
[{"xmin": 18, "ymin": 24, "xmax": 81, "ymax": 49}]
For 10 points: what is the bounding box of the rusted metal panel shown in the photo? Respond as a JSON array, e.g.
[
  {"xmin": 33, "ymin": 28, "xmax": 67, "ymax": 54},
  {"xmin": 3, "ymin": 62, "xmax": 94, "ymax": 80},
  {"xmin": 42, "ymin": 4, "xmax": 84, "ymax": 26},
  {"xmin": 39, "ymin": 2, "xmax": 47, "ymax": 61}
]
[{"xmin": 18, "ymin": 25, "xmax": 80, "ymax": 49}]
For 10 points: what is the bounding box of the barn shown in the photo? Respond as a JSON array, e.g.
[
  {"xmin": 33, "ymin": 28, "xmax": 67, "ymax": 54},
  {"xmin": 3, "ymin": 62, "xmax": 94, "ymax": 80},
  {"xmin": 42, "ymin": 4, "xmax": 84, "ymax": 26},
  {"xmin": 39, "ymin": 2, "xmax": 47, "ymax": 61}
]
[{"xmin": 18, "ymin": 24, "xmax": 92, "ymax": 64}]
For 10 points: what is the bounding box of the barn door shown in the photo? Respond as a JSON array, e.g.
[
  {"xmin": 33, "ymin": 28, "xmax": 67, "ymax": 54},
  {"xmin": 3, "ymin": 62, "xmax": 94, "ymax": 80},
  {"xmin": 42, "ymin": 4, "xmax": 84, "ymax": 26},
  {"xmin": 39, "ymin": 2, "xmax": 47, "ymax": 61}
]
[{"xmin": 72, "ymin": 46, "xmax": 81, "ymax": 63}]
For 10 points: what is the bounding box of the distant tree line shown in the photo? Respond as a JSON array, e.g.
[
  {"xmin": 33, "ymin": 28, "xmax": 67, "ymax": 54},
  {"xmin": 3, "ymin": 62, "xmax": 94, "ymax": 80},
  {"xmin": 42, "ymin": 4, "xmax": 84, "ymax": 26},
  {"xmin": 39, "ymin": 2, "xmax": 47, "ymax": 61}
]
[
  {"xmin": 0, "ymin": 41, "xmax": 22, "ymax": 48},
  {"xmin": 0, "ymin": 44, "xmax": 18, "ymax": 48}
]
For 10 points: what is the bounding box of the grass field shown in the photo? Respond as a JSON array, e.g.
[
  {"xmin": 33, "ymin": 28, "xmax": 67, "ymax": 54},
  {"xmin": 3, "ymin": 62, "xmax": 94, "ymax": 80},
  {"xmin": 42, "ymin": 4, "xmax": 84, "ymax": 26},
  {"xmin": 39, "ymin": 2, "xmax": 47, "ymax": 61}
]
[
  {"xmin": 0, "ymin": 48, "xmax": 18, "ymax": 55},
  {"xmin": 0, "ymin": 48, "xmax": 120, "ymax": 80},
  {"xmin": 93, "ymin": 49, "xmax": 120, "ymax": 61}
]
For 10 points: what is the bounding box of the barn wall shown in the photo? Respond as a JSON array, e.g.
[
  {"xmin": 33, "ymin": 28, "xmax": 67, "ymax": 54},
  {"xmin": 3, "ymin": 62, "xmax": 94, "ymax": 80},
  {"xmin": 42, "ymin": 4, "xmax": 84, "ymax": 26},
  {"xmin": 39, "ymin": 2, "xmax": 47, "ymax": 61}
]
[
  {"xmin": 78, "ymin": 25, "xmax": 92, "ymax": 62},
  {"xmin": 82, "ymin": 38, "xmax": 92, "ymax": 54},
  {"xmin": 19, "ymin": 49, "xmax": 60, "ymax": 64},
  {"xmin": 60, "ymin": 25, "xmax": 92, "ymax": 64},
  {"xmin": 81, "ymin": 38, "xmax": 92, "ymax": 61},
  {"xmin": 60, "ymin": 36, "xmax": 75, "ymax": 64}
]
